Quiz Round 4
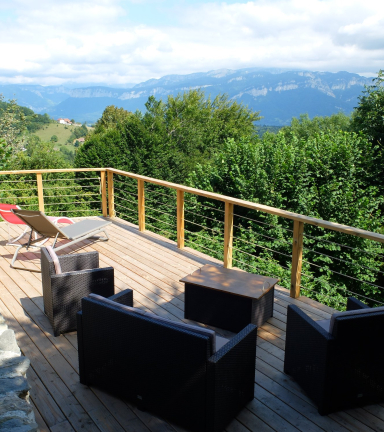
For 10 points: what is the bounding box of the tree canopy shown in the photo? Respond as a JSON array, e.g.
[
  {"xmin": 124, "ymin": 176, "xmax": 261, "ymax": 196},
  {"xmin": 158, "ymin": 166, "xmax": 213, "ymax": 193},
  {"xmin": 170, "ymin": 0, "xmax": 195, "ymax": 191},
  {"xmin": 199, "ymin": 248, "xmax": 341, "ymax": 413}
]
[
  {"xmin": 351, "ymin": 70, "xmax": 384, "ymax": 147},
  {"xmin": 75, "ymin": 89, "xmax": 261, "ymax": 183}
]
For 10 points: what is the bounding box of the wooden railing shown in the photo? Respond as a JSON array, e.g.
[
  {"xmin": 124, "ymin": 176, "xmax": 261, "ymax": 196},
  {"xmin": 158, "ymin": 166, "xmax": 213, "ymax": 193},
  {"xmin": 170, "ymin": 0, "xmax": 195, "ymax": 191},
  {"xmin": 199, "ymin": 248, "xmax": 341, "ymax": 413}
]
[{"xmin": 2, "ymin": 167, "xmax": 384, "ymax": 300}]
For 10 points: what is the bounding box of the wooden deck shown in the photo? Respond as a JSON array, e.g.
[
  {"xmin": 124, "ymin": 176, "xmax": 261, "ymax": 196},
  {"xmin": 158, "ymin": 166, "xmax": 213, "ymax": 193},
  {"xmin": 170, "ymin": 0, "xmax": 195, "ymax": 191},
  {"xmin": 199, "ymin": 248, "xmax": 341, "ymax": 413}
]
[{"xmin": 1, "ymin": 217, "xmax": 384, "ymax": 432}]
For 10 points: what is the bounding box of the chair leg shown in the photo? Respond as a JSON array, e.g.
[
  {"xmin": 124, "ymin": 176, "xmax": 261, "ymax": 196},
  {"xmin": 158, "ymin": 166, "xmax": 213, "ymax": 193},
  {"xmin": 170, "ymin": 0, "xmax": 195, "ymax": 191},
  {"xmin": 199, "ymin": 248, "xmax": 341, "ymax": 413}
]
[
  {"xmin": 10, "ymin": 244, "xmax": 24, "ymax": 269},
  {"xmin": 10, "ymin": 233, "xmax": 44, "ymax": 272},
  {"xmin": 6, "ymin": 225, "xmax": 31, "ymax": 246}
]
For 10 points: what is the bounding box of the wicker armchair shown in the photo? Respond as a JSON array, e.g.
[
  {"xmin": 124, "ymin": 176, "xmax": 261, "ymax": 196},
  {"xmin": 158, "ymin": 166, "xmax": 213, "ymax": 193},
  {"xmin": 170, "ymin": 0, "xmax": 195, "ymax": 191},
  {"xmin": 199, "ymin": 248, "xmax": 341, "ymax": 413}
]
[
  {"xmin": 77, "ymin": 290, "xmax": 257, "ymax": 432},
  {"xmin": 41, "ymin": 248, "xmax": 114, "ymax": 336},
  {"xmin": 284, "ymin": 297, "xmax": 384, "ymax": 415}
]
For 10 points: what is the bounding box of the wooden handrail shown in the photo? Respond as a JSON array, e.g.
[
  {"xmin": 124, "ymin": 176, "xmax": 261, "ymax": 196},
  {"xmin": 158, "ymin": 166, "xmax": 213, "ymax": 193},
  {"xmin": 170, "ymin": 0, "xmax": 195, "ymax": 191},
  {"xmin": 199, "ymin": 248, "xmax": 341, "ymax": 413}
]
[
  {"xmin": 105, "ymin": 168, "xmax": 384, "ymax": 244},
  {"xmin": 0, "ymin": 168, "xmax": 105, "ymax": 175},
  {"xmin": 2, "ymin": 166, "xmax": 384, "ymax": 299}
]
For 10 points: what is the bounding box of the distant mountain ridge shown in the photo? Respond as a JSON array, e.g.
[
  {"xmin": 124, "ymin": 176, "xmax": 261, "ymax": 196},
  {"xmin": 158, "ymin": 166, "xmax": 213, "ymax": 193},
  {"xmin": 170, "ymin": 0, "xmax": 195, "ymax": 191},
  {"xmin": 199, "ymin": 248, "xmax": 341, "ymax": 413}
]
[{"xmin": 0, "ymin": 68, "xmax": 371, "ymax": 125}]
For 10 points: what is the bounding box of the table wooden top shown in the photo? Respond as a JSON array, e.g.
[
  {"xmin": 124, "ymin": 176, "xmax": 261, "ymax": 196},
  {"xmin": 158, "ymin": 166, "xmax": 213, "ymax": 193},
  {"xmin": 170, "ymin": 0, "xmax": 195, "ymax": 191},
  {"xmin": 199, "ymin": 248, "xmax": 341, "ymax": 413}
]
[{"xmin": 180, "ymin": 264, "xmax": 279, "ymax": 299}]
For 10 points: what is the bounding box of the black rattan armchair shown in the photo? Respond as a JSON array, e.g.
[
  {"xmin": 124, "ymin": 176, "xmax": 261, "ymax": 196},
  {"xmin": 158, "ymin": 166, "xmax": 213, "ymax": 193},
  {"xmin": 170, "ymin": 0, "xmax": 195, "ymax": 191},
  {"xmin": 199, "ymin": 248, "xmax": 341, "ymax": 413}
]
[
  {"xmin": 284, "ymin": 297, "xmax": 384, "ymax": 415},
  {"xmin": 77, "ymin": 290, "xmax": 257, "ymax": 432},
  {"xmin": 41, "ymin": 247, "xmax": 115, "ymax": 336}
]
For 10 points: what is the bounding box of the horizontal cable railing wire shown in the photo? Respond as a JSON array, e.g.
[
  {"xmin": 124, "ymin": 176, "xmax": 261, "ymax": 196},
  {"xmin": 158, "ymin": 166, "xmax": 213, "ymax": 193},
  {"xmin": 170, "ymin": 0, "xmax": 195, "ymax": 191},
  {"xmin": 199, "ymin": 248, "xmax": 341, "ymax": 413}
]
[
  {"xmin": 45, "ymin": 208, "xmax": 102, "ymax": 215},
  {"xmin": 115, "ymin": 210, "xmax": 138, "ymax": 224},
  {"xmin": 184, "ymin": 219, "xmax": 223, "ymax": 234},
  {"xmin": 42, "ymin": 177, "xmax": 100, "ymax": 182},
  {"xmin": 234, "ymin": 212, "xmax": 294, "ymax": 232},
  {"xmin": 299, "ymin": 223, "xmax": 384, "ymax": 308},
  {"xmin": 115, "ymin": 202, "xmax": 138, "ymax": 212},
  {"xmin": 233, "ymin": 234, "xmax": 292, "ymax": 258},
  {"xmin": 144, "ymin": 201, "xmax": 176, "ymax": 217},
  {"xmin": 184, "ymin": 208, "xmax": 225, "ymax": 225},
  {"xmin": 43, "ymin": 193, "xmax": 100, "ymax": 199},
  {"xmin": 184, "ymin": 228, "xmax": 222, "ymax": 245},
  {"xmin": 145, "ymin": 196, "xmax": 176, "ymax": 211},
  {"xmin": 114, "ymin": 188, "xmax": 138, "ymax": 199},
  {"xmin": 232, "ymin": 246, "xmax": 291, "ymax": 271},
  {"xmin": 232, "ymin": 257, "xmax": 280, "ymax": 279},
  {"xmin": 44, "ymin": 201, "xmax": 101, "ymax": 206},
  {"xmin": 299, "ymin": 284, "xmax": 348, "ymax": 309},
  {"xmin": 0, "ymin": 196, "xmax": 38, "ymax": 201},
  {"xmin": 146, "ymin": 214, "xmax": 175, "ymax": 228},
  {"xmin": 185, "ymin": 237, "xmax": 223, "ymax": 260},
  {"xmin": 145, "ymin": 222, "xmax": 176, "ymax": 240},
  {"xmin": 0, "ymin": 188, "xmax": 38, "ymax": 193},
  {"xmin": 0, "ymin": 179, "xmax": 36, "ymax": 183},
  {"xmin": 305, "ymin": 231, "xmax": 384, "ymax": 258}
]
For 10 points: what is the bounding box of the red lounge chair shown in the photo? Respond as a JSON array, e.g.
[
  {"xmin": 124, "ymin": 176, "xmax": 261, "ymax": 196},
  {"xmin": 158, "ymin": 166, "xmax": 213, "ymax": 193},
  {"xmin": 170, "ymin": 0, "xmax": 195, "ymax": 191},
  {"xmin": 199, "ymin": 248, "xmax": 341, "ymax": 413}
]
[{"xmin": 0, "ymin": 203, "xmax": 73, "ymax": 246}]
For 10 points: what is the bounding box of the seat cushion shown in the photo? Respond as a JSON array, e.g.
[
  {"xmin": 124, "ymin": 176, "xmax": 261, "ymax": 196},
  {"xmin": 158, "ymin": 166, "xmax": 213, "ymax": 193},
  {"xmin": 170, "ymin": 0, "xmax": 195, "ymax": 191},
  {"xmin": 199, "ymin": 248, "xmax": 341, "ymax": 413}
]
[
  {"xmin": 316, "ymin": 319, "xmax": 331, "ymax": 333},
  {"xmin": 139, "ymin": 309, "xmax": 217, "ymax": 352},
  {"xmin": 216, "ymin": 335, "xmax": 229, "ymax": 352},
  {"xmin": 61, "ymin": 219, "xmax": 111, "ymax": 240}
]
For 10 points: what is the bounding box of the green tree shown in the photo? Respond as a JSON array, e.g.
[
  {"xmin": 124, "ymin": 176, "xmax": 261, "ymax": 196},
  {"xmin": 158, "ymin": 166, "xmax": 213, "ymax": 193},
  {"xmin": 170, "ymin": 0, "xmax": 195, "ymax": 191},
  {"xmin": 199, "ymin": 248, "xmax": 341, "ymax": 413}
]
[
  {"xmin": 351, "ymin": 70, "xmax": 384, "ymax": 146},
  {"xmin": 77, "ymin": 90, "xmax": 261, "ymax": 184},
  {"xmin": 0, "ymin": 94, "xmax": 27, "ymax": 155},
  {"xmin": 280, "ymin": 112, "xmax": 351, "ymax": 141},
  {"xmin": 50, "ymin": 134, "xmax": 58, "ymax": 142},
  {"xmin": 11, "ymin": 140, "xmax": 69, "ymax": 170},
  {"xmin": 0, "ymin": 138, "xmax": 12, "ymax": 169},
  {"xmin": 93, "ymin": 105, "xmax": 132, "ymax": 134},
  {"xmin": 59, "ymin": 146, "xmax": 75, "ymax": 164}
]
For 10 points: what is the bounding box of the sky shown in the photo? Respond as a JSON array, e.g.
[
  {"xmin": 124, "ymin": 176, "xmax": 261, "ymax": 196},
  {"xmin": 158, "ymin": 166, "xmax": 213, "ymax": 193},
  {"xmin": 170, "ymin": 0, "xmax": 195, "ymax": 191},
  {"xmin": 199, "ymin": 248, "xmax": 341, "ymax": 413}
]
[{"xmin": 0, "ymin": 0, "xmax": 383, "ymax": 86}]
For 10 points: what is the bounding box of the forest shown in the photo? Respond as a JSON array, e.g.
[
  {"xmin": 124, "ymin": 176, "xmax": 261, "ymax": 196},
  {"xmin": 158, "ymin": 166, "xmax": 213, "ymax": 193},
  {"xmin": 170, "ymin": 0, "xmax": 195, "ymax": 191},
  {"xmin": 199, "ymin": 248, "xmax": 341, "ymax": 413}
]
[{"xmin": 0, "ymin": 71, "xmax": 383, "ymax": 309}]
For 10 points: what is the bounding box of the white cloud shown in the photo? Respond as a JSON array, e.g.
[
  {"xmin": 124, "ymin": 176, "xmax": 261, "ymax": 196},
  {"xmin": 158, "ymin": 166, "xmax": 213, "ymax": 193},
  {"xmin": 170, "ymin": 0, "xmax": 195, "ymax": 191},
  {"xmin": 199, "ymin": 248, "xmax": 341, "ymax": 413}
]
[{"xmin": 0, "ymin": 0, "xmax": 383, "ymax": 85}]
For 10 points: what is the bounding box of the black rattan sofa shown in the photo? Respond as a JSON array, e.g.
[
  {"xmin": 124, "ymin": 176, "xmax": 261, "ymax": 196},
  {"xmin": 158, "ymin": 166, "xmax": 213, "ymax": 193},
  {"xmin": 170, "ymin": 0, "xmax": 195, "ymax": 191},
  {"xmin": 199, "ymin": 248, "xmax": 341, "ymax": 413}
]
[
  {"xmin": 284, "ymin": 297, "xmax": 384, "ymax": 415},
  {"xmin": 77, "ymin": 290, "xmax": 257, "ymax": 432},
  {"xmin": 41, "ymin": 247, "xmax": 114, "ymax": 336}
]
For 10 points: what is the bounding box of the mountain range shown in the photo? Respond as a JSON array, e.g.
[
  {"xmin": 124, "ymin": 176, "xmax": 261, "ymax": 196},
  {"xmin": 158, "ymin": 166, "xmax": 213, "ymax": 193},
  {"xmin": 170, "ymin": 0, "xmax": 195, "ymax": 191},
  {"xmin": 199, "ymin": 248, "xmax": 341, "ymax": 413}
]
[{"xmin": 0, "ymin": 68, "xmax": 372, "ymax": 125}]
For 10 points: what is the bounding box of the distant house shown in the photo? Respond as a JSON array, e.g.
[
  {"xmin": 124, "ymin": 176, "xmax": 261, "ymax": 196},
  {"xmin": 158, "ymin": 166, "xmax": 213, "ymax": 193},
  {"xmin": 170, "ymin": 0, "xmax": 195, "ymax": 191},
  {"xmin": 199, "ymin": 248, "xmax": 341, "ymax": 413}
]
[
  {"xmin": 57, "ymin": 118, "xmax": 72, "ymax": 125},
  {"xmin": 73, "ymin": 137, "xmax": 85, "ymax": 144}
]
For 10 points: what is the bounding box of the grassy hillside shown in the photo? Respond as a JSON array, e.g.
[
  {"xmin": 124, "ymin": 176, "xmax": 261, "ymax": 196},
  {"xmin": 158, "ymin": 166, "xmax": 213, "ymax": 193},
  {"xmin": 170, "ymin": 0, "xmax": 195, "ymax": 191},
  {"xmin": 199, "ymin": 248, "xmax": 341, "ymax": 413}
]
[{"xmin": 32, "ymin": 123, "xmax": 79, "ymax": 145}]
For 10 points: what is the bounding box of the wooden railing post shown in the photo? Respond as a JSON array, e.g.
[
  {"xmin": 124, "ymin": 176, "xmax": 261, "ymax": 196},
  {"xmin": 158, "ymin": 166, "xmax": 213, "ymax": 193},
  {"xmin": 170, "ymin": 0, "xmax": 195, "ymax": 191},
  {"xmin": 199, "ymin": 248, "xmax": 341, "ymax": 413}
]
[
  {"xmin": 224, "ymin": 202, "xmax": 234, "ymax": 268},
  {"xmin": 36, "ymin": 173, "xmax": 44, "ymax": 212},
  {"xmin": 290, "ymin": 220, "xmax": 304, "ymax": 298},
  {"xmin": 107, "ymin": 171, "xmax": 115, "ymax": 218},
  {"xmin": 177, "ymin": 190, "xmax": 184, "ymax": 249},
  {"xmin": 138, "ymin": 179, "xmax": 145, "ymax": 231},
  {"xmin": 100, "ymin": 171, "xmax": 107, "ymax": 217}
]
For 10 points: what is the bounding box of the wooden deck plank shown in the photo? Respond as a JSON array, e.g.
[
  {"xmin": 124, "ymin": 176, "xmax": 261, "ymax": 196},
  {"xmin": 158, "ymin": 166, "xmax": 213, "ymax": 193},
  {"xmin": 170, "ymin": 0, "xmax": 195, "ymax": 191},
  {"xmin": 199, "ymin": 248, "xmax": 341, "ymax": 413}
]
[{"xmin": 0, "ymin": 218, "xmax": 383, "ymax": 432}]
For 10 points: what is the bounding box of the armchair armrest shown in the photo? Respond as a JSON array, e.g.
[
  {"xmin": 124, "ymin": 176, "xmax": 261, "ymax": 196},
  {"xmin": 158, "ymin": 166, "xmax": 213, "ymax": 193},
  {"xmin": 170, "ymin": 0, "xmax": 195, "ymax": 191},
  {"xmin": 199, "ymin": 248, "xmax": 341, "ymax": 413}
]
[
  {"xmin": 284, "ymin": 305, "xmax": 335, "ymax": 414},
  {"xmin": 58, "ymin": 251, "xmax": 99, "ymax": 273},
  {"xmin": 108, "ymin": 289, "xmax": 134, "ymax": 307},
  {"xmin": 206, "ymin": 324, "xmax": 257, "ymax": 432},
  {"xmin": 48, "ymin": 267, "xmax": 114, "ymax": 336},
  {"xmin": 347, "ymin": 297, "xmax": 370, "ymax": 311}
]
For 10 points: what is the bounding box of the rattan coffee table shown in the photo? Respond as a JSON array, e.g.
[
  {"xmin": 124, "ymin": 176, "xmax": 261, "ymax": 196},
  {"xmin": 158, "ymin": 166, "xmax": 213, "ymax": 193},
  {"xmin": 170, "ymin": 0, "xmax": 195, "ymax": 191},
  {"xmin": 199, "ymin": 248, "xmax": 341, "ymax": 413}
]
[{"xmin": 181, "ymin": 264, "xmax": 278, "ymax": 332}]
